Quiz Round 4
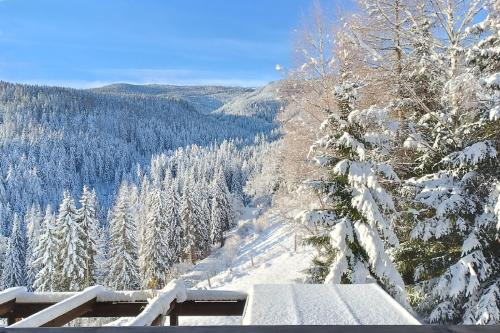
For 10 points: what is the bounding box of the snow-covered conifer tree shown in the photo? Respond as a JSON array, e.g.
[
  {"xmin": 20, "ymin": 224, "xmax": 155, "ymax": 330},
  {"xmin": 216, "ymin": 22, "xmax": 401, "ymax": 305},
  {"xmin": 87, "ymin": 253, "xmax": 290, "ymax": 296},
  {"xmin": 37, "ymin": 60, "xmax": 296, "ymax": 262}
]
[
  {"xmin": 57, "ymin": 191, "xmax": 86, "ymax": 291},
  {"xmin": 164, "ymin": 182, "xmax": 182, "ymax": 264},
  {"xmin": 95, "ymin": 223, "xmax": 110, "ymax": 285},
  {"xmin": 299, "ymin": 30, "xmax": 407, "ymax": 304},
  {"xmin": 107, "ymin": 182, "xmax": 141, "ymax": 290},
  {"xmin": 0, "ymin": 179, "xmax": 9, "ymax": 236},
  {"xmin": 401, "ymin": 3, "xmax": 500, "ymax": 323},
  {"xmin": 1, "ymin": 214, "xmax": 26, "ymax": 288},
  {"xmin": 195, "ymin": 182, "xmax": 212, "ymax": 258},
  {"xmin": 211, "ymin": 168, "xmax": 235, "ymax": 245},
  {"xmin": 180, "ymin": 189, "xmax": 196, "ymax": 262},
  {"xmin": 210, "ymin": 196, "xmax": 225, "ymax": 246},
  {"xmin": 33, "ymin": 205, "xmax": 60, "ymax": 291},
  {"xmin": 25, "ymin": 204, "xmax": 42, "ymax": 290},
  {"xmin": 210, "ymin": 168, "xmax": 231, "ymax": 246},
  {"xmin": 76, "ymin": 185, "xmax": 100, "ymax": 287},
  {"xmin": 141, "ymin": 188, "xmax": 170, "ymax": 288}
]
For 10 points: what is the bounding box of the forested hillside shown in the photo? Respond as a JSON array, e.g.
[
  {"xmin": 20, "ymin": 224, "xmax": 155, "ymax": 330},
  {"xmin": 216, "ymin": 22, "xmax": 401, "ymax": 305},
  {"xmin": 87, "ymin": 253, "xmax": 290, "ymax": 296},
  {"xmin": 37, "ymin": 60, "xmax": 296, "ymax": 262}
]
[
  {"xmin": 93, "ymin": 83, "xmax": 253, "ymax": 114},
  {"xmin": 0, "ymin": 80, "xmax": 280, "ymax": 292},
  {"xmin": 215, "ymin": 82, "xmax": 281, "ymax": 122}
]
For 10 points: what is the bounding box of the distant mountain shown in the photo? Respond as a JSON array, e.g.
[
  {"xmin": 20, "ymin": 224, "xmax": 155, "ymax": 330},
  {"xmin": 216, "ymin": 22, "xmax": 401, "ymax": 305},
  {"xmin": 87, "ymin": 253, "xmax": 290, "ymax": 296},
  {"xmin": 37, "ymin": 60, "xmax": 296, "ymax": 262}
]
[
  {"xmin": 214, "ymin": 82, "xmax": 281, "ymax": 122},
  {"xmin": 92, "ymin": 83, "xmax": 254, "ymax": 114}
]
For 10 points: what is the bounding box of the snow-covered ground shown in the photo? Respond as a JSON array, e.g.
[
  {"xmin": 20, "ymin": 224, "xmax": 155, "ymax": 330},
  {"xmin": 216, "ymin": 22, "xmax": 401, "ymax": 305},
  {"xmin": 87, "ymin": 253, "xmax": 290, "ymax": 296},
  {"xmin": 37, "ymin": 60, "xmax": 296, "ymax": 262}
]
[{"xmin": 180, "ymin": 207, "xmax": 314, "ymax": 325}]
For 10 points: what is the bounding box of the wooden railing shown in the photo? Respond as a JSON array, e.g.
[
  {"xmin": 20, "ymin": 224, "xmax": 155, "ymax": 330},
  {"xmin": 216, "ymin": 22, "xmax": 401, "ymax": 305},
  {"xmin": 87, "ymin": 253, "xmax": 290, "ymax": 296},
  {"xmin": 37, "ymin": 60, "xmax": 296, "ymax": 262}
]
[{"xmin": 0, "ymin": 282, "xmax": 246, "ymax": 328}]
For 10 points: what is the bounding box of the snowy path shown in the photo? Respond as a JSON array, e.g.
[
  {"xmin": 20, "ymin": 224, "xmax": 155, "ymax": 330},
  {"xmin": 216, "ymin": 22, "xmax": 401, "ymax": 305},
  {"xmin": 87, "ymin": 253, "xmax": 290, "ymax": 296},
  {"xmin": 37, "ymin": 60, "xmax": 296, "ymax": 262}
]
[
  {"xmin": 179, "ymin": 207, "xmax": 315, "ymax": 325},
  {"xmin": 182, "ymin": 209, "xmax": 313, "ymax": 290}
]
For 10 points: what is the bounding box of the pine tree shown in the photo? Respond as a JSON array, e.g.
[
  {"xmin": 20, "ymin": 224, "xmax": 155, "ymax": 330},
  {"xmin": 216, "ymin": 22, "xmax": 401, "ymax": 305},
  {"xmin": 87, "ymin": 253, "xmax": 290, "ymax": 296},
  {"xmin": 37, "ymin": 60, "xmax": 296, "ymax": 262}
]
[
  {"xmin": 180, "ymin": 189, "xmax": 196, "ymax": 263},
  {"xmin": 95, "ymin": 223, "xmax": 110, "ymax": 285},
  {"xmin": 33, "ymin": 205, "xmax": 60, "ymax": 291},
  {"xmin": 0, "ymin": 234, "xmax": 7, "ymax": 281},
  {"xmin": 210, "ymin": 168, "xmax": 231, "ymax": 246},
  {"xmin": 141, "ymin": 188, "xmax": 170, "ymax": 288},
  {"xmin": 299, "ymin": 31, "xmax": 407, "ymax": 304},
  {"xmin": 181, "ymin": 171, "xmax": 211, "ymax": 261},
  {"xmin": 196, "ymin": 182, "xmax": 212, "ymax": 258},
  {"xmin": 25, "ymin": 204, "xmax": 42, "ymax": 290},
  {"xmin": 57, "ymin": 191, "xmax": 86, "ymax": 291},
  {"xmin": 400, "ymin": 4, "xmax": 500, "ymax": 323},
  {"xmin": 107, "ymin": 183, "xmax": 141, "ymax": 290},
  {"xmin": 210, "ymin": 196, "xmax": 225, "ymax": 247},
  {"xmin": 1, "ymin": 214, "xmax": 26, "ymax": 288},
  {"xmin": 137, "ymin": 175, "xmax": 151, "ymax": 273},
  {"xmin": 76, "ymin": 185, "xmax": 100, "ymax": 287},
  {"xmin": 0, "ymin": 178, "xmax": 9, "ymax": 236},
  {"xmin": 165, "ymin": 182, "xmax": 182, "ymax": 264}
]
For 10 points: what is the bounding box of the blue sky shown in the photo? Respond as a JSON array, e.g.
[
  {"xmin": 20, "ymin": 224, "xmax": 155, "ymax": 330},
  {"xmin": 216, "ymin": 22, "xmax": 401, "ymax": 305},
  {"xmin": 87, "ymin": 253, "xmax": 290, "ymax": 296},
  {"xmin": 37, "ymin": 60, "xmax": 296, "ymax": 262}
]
[{"xmin": 0, "ymin": 0, "xmax": 353, "ymax": 88}]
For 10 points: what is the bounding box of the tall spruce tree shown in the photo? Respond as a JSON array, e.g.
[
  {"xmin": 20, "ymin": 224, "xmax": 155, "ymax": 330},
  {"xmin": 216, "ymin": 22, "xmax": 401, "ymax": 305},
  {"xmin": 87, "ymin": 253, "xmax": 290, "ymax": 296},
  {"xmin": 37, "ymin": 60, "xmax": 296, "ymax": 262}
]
[
  {"xmin": 196, "ymin": 182, "xmax": 212, "ymax": 258},
  {"xmin": 33, "ymin": 205, "xmax": 60, "ymax": 291},
  {"xmin": 95, "ymin": 223, "xmax": 109, "ymax": 285},
  {"xmin": 107, "ymin": 183, "xmax": 141, "ymax": 290},
  {"xmin": 165, "ymin": 182, "xmax": 182, "ymax": 264},
  {"xmin": 25, "ymin": 204, "xmax": 42, "ymax": 290},
  {"xmin": 1, "ymin": 214, "xmax": 26, "ymax": 288},
  {"xmin": 57, "ymin": 191, "xmax": 86, "ymax": 291},
  {"xmin": 141, "ymin": 188, "xmax": 170, "ymax": 288},
  {"xmin": 210, "ymin": 168, "xmax": 231, "ymax": 246},
  {"xmin": 400, "ymin": 4, "xmax": 500, "ymax": 323},
  {"xmin": 299, "ymin": 31, "xmax": 407, "ymax": 304},
  {"xmin": 76, "ymin": 185, "xmax": 100, "ymax": 287},
  {"xmin": 180, "ymin": 188, "xmax": 196, "ymax": 263}
]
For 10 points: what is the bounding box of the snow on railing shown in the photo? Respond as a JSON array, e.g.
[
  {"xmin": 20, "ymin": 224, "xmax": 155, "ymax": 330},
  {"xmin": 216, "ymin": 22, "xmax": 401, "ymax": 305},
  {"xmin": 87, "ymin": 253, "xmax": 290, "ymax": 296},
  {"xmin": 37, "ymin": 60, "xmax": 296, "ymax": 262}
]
[
  {"xmin": 15, "ymin": 291, "xmax": 80, "ymax": 303},
  {"xmin": 9, "ymin": 285, "xmax": 105, "ymax": 328},
  {"xmin": 2, "ymin": 282, "xmax": 248, "ymax": 328},
  {"xmin": 187, "ymin": 289, "xmax": 246, "ymax": 301},
  {"xmin": 14, "ymin": 289, "xmax": 158, "ymax": 304},
  {"xmin": 125, "ymin": 279, "xmax": 187, "ymax": 326},
  {"xmin": 8, "ymin": 286, "xmax": 246, "ymax": 304},
  {"xmin": 0, "ymin": 286, "xmax": 27, "ymax": 304}
]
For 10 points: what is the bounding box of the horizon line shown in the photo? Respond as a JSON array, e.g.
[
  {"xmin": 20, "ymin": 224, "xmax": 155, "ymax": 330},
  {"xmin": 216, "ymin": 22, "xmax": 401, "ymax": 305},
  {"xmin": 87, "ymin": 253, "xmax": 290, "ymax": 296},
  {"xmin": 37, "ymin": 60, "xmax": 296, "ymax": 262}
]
[{"xmin": 0, "ymin": 78, "xmax": 275, "ymax": 90}]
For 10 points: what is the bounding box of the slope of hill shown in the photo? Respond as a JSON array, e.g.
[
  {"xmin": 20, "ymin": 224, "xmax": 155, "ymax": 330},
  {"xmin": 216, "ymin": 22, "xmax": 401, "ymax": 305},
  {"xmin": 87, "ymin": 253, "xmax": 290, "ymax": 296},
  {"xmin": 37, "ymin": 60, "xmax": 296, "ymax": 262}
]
[
  {"xmin": 92, "ymin": 83, "xmax": 254, "ymax": 114},
  {"xmin": 215, "ymin": 82, "xmax": 281, "ymax": 122},
  {"xmin": 180, "ymin": 207, "xmax": 314, "ymax": 325}
]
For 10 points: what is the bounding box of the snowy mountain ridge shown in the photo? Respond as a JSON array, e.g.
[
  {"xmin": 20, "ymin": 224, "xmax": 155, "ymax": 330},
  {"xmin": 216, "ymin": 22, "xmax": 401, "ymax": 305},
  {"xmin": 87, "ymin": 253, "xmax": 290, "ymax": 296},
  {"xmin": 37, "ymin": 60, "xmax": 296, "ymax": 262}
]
[
  {"xmin": 214, "ymin": 82, "xmax": 281, "ymax": 122},
  {"xmin": 92, "ymin": 83, "xmax": 256, "ymax": 114}
]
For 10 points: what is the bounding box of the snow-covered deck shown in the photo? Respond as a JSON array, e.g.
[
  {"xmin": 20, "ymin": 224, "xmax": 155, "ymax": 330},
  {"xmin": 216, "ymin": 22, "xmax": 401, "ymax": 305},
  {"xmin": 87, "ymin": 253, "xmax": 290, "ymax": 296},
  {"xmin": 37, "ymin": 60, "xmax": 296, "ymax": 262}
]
[
  {"xmin": 2, "ymin": 282, "xmax": 422, "ymax": 327},
  {"xmin": 242, "ymin": 284, "xmax": 420, "ymax": 325}
]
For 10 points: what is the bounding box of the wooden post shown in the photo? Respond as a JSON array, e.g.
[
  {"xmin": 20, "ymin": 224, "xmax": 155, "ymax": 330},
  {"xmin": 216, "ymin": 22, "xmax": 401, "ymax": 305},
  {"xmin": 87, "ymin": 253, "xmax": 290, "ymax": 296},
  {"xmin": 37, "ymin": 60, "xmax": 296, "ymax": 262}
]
[
  {"xmin": 169, "ymin": 314, "xmax": 179, "ymax": 326},
  {"xmin": 151, "ymin": 314, "xmax": 165, "ymax": 326},
  {"xmin": 206, "ymin": 272, "xmax": 212, "ymax": 288},
  {"xmin": 167, "ymin": 301, "xmax": 179, "ymax": 326}
]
